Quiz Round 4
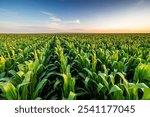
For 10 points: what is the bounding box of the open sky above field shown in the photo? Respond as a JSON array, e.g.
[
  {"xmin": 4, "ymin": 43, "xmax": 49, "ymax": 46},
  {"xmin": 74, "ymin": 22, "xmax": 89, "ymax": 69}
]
[{"xmin": 0, "ymin": 0, "xmax": 150, "ymax": 33}]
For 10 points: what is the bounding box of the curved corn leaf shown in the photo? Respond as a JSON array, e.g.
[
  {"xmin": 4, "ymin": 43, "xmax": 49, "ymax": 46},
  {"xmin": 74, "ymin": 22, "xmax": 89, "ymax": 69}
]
[{"xmin": 0, "ymin": 82, "xmax": 17, "ymax": 100}]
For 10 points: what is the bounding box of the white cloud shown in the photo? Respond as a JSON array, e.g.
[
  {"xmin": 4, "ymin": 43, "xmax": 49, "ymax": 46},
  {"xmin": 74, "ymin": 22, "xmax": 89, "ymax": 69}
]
[
  {"xmin": 64, "ymin": 19, "xmax": 80, "ymax": 24},
  {"xmin": 39, "ymin": 11, "xmax": 81, "ymax": 32},
  {"xmin": 0, "ymin": 10, "xmax": 81, "ymax": 33},
  {"xmin": 40, "ymin": 11, "xmax": 53, "ymax": 16},
  {"xmin": 40, "ymin": 11, "xmax": 80, "ymax": 25},
  {"xmin": 49, "ymin": 16, "xmax": 62, "ymax": 22}
]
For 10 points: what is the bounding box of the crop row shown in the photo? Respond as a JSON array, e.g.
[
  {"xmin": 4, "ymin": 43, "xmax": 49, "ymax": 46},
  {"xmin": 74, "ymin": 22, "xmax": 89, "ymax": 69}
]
[{"xmin": 0, "ymin": 34, "xmax": 150, "ymax": 100}]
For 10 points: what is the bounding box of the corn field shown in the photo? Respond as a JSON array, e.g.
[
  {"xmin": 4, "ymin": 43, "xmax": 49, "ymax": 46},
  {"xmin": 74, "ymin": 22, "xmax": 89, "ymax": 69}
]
[{"xmin": 0, "ymin": 34, "xmax": 150, "ymax": 100}]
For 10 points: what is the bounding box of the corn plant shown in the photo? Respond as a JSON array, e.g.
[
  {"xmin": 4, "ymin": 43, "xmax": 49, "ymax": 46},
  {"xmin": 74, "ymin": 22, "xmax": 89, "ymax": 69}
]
[{"xmin": 0, "ymin": 34, "xmax": 150, "ymax": 100}]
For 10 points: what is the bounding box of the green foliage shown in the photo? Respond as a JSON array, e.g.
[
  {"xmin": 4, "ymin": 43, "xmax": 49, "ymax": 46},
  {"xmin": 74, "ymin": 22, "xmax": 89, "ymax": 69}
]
[
  {"xmin": 0, "ymin": 34, "xmax": 150, "ymax": 100},
  {"xmin": 134, "ymin": 64, "xmax": 150, "ymax": 84}
]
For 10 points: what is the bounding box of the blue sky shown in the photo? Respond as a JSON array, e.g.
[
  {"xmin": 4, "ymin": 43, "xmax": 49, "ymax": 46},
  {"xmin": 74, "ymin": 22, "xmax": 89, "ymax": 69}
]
[{"xmin": 0, "ymin": 0, "xmax": 150, "ymax": 33}]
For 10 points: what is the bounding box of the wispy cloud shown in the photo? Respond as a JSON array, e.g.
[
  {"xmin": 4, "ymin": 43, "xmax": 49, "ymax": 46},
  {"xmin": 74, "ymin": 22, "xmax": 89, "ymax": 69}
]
[
  {"xmin": 40, "ymin": 11, "xmax": 53, "ymax": 16},
  {"xmin": 0, "ymin": 21, "xmax": 56, "ymax": 33},
  {"xmin": 0, "ymin": 9, "xmax": 81, "ymax": 33},
  {"xmin": 64, "ymin": 19, "xmax": 80, "ymax": 24},
  {"xmin": 49, "ymin": 16, "xmax": 62, "ymax": 22},
  {"xmin": 40, "ymin": 11, "xmax": 81, "ymax": 25}
]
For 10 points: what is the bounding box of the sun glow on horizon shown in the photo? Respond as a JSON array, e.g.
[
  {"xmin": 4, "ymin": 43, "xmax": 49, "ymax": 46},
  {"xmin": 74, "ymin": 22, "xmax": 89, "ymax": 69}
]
[{"xmin": 0, "ymin": 0, "xmax": 150, "ymax": 33}]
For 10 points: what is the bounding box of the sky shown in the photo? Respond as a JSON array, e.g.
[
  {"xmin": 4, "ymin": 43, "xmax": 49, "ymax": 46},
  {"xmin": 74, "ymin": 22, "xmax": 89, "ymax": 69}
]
[{"xmin": 0, "ymin": 0, "xmax": 150, "ymax": 33}]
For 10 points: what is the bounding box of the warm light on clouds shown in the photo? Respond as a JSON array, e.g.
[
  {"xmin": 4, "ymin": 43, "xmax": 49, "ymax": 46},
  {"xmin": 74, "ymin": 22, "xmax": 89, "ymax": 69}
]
[{"xmin": 0, "ymin": 0, "xmax": 150, "ymax": 33}]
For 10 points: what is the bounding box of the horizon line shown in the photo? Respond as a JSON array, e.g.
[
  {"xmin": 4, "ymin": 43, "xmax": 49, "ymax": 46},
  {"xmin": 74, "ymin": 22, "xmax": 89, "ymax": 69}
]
[{"xmin": 1, "ymin": 32, "xmax": 150, "ymax": 34}]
